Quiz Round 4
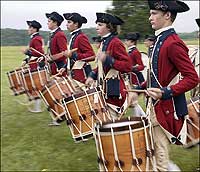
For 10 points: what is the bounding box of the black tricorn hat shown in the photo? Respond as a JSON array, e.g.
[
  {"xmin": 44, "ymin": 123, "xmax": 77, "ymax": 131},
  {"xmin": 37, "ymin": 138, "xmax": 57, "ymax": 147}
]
[
  {"xmin": 45, "ymin": 12, "xmax": 64, "ymax": 24},
  {"xmin": 125, "ymin": 32, "xmax": 140, "ymax": 41},
  {"xmin": 92, "ymin": 36, "xmax": 102, "ymax": 43},
  {"xmin": 96, "ymin": 12, "xmax": 124, "ymax": 25},
  {"xmin": 145, "ymin": 35, "xmax": 156, "ymax": 41},
  {"xmin": 196, "ymin": 18, "xmax": 200, "ymax": 27},
  {"xmin": 26, "ymin": 20, "xmax": 42, "ymax": 29},
  {"xmin": 148, "ymin": 0, "xmax": 190, "ymax": 13},
  {"xmin": 63, "ymin": 13, "xmax": 87, "ymax": 25}
]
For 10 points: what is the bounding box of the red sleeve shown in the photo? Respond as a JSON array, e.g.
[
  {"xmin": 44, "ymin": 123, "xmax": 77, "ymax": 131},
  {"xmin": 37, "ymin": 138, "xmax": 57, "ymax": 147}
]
[
  {"xmin": 132, "ymin": 50, "xmax": 145, "ymax": 71},
  {"xmin": 57, "ymin": 33, "xmax": 68, "ymax": 52},
  {"xmin": 30, "ymin": 38, "xmax": 44, "ymax": 57},
  {"xmin": 169, "ymin": 41, "xmax": 198, "ymax": 95},
  {"xmin": 111, "ymin": 40, "xmax": 132, "ymax": 73},
  {"xmin": 76, "ymin": 35, "xmax": 95, "ymax": 61}
]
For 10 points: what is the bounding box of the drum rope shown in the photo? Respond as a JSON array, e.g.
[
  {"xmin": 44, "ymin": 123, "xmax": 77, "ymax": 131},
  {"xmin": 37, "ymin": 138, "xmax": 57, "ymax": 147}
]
[
  {"xmin": 93, "ymin": 125, "xmax": 103, "ymax": 171},
  {"xmin": 38, "ymin": 90, "xmax": 54, "ymax": 116},
  {"xmin": 148, "ymin": 116, "xmax": 157, "ymax": 171},
  {"xmin": 186, "ymin": 131, "xmax": 197, "ymax": 142},
  {"xmin": 55, "ymin": 79, "xmax": 66, "ymax": 97},
  {"xmin": 97, "ymin": 126, "xmax": 109, "ymax": 172},
  {"xmin": 44, "ymin": 66, "xmax": 51, "ymax": 82},
  {"xmin": 7, "ymin": 72, "xmax": 15, "ymax": 88},
  {"xmin": 62, "ymin": 77, "xmax": 75, "ymax": 93},
  {"xmin": 186, "ymin": 117, "xmax": 200, "ymax": 131},
  {"xmin": 28, "ymin": 68, "xmax": 37, "ymax": 90},
  {"xmin": 110, "ymin": 126, "xmax": 123, "ymax": 172},
  {"xmin": 43, "ymin": 85, "xmax": 64, "ymax": 120},
  {"xmin": 141, "ymin": 118, "xmax": 151, "ymax": 171},
  {"xmin": 94, "ymin": 87, "xmax": 112, "ymax": 121},
  {"xmin": 71, "ymin": 94, "xmax": 93, "ymax": 140},
  {"xmin": 37, "ymin": 68, "xmax": 44, "ymax": 86},
  {"xmin": 14, "ymin": 70, "xmax": 21, "ymax": 85},
  {"xmin": 190, "ymin": 99, "xmax": 200, "ymax": 113},
  {"xmin": 83, "ymin": 89, "xmax": 102, "ymax": 127},
  {"xmin": 62, "ymin": 98, "xmax": 78, "ymax": 139},
  {"xmin": 21, "ymin": 68, "xmax": 29, "ymax": 94},
  {"xmin": 128, "ymin": 118, "xmax": 143, "ymax": 172}
]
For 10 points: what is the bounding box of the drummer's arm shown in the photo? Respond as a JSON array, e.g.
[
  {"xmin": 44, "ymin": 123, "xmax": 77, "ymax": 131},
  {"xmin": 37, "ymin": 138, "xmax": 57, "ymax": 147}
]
[
  {"xmin": 50, "ymin": 48, "xmax": 78, "ymax": 61},
  {"xmin": 85, "ymin": 68, "xmax": 98, "ymax": 85}
]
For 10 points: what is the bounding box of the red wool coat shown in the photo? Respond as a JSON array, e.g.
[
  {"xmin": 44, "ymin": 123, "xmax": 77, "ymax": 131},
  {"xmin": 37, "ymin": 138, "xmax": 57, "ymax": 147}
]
[
  {"xmin": 71, "ymin": 32, "xmax": 95, "ymax": 83},
  {"xmin": 49, "ymin": 29, "xmax": 68, "ymax": 75},
  {"xmin": 129, "ymin": 48, "xmax": 145, "ymax": 85},
  {"xmin": 29, "ymin": 34, "xmax": 44, "ymax": 70},
  {"xmin": 92, "ymin": 36, "xmax": 132, "ymax": 110},
  {"xmin": 153, "ymin": 33, "xmax": 198, "ymax": 142}
]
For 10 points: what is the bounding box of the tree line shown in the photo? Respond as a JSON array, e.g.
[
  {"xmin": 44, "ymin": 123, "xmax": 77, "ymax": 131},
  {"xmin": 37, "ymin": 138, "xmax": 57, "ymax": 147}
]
[
  {"xmin": 1, "ymin": 1, "xmax": 198, "ymax": 46},
  {"xmin": 1, "ymin": 28, "xmax": 198, "ymax": 46}
]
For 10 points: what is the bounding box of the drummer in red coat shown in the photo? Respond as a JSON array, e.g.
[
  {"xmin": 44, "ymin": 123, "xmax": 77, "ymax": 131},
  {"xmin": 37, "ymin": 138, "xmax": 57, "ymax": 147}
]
[
  {"xmin": 86, "ymin": 13, "xmax": 132, "ymax": 119},
  {"xmin": 59, "ymin": 13, "xmax": 95, "ymax": 83},
  {"xmin": 124, "ymin": 32, "xmax": 146, "ymax": 117},
  {"xmin": 21, "ymin": 20, "xmax": 45, "ymax": 113},
  {"xmin": 21, "ymin": 20, "xmax": 45, "ymax": 71},
  {"xmin": 145, "ymin": 0, "xmax": 198, "ymax": 171},
  {"xmin": 125, "ymin": 32, "xmax": 145, "ymax": 86},
  {"xmin": 45, "ymin": 12, "xmax": 68, "ymax": 76}
]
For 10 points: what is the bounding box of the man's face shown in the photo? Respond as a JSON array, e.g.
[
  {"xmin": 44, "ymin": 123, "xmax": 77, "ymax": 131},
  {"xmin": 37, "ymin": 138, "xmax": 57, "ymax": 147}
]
[
  {"xmin": 96, "ymin": 22, "xmax": 110, "ymax": 37},
  {"xmin": 27, "ymin": 26, "xmax": 36, "ymax": 35},
  {"xmin": 124, "ymin": 40, "xmax": 132, "ymax": 47},
  {"xmin": 66, "ymin": 20, "xmax": 77, "ymax": 32},
  {"xmin": 47, "ymin": 19, "xmax": 57, "ymax": 30},
  {"xmin": 149, "ymin": 10, "xmax": 167, "ymax": 30},
  {"xmin": 144, "ymin": 39, "xmax": 154, "ymax": 48}
]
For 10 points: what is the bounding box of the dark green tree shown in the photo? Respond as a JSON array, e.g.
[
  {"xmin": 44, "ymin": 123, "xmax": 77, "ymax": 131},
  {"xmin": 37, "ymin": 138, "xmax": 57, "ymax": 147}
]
[{"xmin": 106, "ymin": 0, "xmax": 154, "ymax": 39}]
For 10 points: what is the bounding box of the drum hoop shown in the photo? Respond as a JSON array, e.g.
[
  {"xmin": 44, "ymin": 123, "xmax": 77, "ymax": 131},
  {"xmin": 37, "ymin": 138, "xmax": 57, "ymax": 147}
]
[
  {"xmin": 8, "ymin": 67, "xmax": 29, "ymax": 74},
  {"xmin": 63, "ymin": 87, "xmax": 101, "ymax": 103},
  {"xmin": 23, "ymin": 68, "xmax": 46, "ymax": 75},
  {"xmin": 41, "ymin": 79, "xmax": 58, "ymax": 93},
  {"xmin": 97, "ymin": 125, "xmax": 149, "ymax": 136},
  {"xmin": 96, "ymin": 117, "xmax": 148, "ymax": 132}
]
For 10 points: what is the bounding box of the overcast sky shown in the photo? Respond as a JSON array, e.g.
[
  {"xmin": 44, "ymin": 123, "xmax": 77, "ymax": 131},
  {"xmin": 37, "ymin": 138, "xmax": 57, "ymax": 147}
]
[{"xmin": 1, "ymin": 1, "xmax": 199, "ymax": 33}]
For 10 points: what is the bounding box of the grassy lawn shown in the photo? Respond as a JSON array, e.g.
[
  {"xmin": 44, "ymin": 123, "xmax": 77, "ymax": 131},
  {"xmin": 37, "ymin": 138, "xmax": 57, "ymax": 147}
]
[{"xmin": 1, "ymin": 44, "xmax": 199, "ymax": 172}]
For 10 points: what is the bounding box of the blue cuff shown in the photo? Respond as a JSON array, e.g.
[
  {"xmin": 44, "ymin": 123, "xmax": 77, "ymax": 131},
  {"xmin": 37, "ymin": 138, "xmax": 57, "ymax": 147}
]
[
  {"xmin": 23, "ymin": 58, "xmax": 29, "ymax": 63},
  {"xmin": 88, "ymin": 71, "xmax": 98, "ymax": 80},
  {"xmin": 132, "ymin": 85, "xmax": 143, "ymax": 90},
  {"xmin": 161, "ymin": 87, "xmax": 173, "ymax": 100},
  {"xmin": 63, "ymin": 63, "xmax": 67, "ymax": 69},
  {"xmin": 103, "ymin": 56, "xmax": 115, "ymax": 67},
  {"xmin": 71, "ymin": 52, "xmax": 78, "ymax": 61},
  {"xmin": 25, "ymin": 50, "xmax": 32, "ymax": 56},
  {"xmin": 132, "ymin": 66, "xmax": 138, "ymax": 73}
]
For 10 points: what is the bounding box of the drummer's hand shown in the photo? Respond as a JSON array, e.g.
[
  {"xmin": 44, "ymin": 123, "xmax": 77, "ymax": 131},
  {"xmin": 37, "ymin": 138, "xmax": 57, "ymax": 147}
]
[
  {"xmin": 85, "ymin": 77, "xmax": 94, "ymax": 87},
  {"xmin": 21, "ymin": 60, "xmax": 26, "ymax": 67},
  {"xmin": 146, "ymin": 88, "xmax": 163, "ymax": 100},
  {"xmin": 46, "ymin": 54, "xmax": 54, "ymax": 62},
  {"xmin": 58, "ymin": 68, "xmax": 66, "ymax": 76},
  {"xmin": 37, "ymin": 56, "xmax": 44, "ymax": 62},
  {"xmin": 97, "ymin": 51, "xmax": 107, "ymax": 62},
  {"xmin": 63, "ymin": 48, "xmax": 78, "ymax": 58}
]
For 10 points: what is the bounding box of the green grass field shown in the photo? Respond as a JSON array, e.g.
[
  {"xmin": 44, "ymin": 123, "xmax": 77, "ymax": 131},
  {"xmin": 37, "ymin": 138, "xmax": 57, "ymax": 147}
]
[{"xmin": 1, "ymin": 44, "xmax": 199, "ymax": 172}]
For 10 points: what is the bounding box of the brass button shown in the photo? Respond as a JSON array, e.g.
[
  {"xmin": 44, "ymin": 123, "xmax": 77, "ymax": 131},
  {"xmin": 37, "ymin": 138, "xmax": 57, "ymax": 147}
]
[{"xmin": 165, "ymin": 110, "xmax": 170, "ymax": 114}]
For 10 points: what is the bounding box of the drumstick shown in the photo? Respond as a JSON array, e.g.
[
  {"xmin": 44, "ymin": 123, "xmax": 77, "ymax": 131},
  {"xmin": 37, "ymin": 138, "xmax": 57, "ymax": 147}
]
[
  {"xmin": 30, "ymin": 47, "xmax": 47, "ymax": 57},
  {"xmin": 30, "ymin": 47, "xmax": 53, "ymax": 63},
  {"xmin": 124, "ymin": 89, "xmax": 147, "ymax": 93},
  {"xmin": 27, "ymin": 61, "xmax": 38, "ymax": 65}
]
